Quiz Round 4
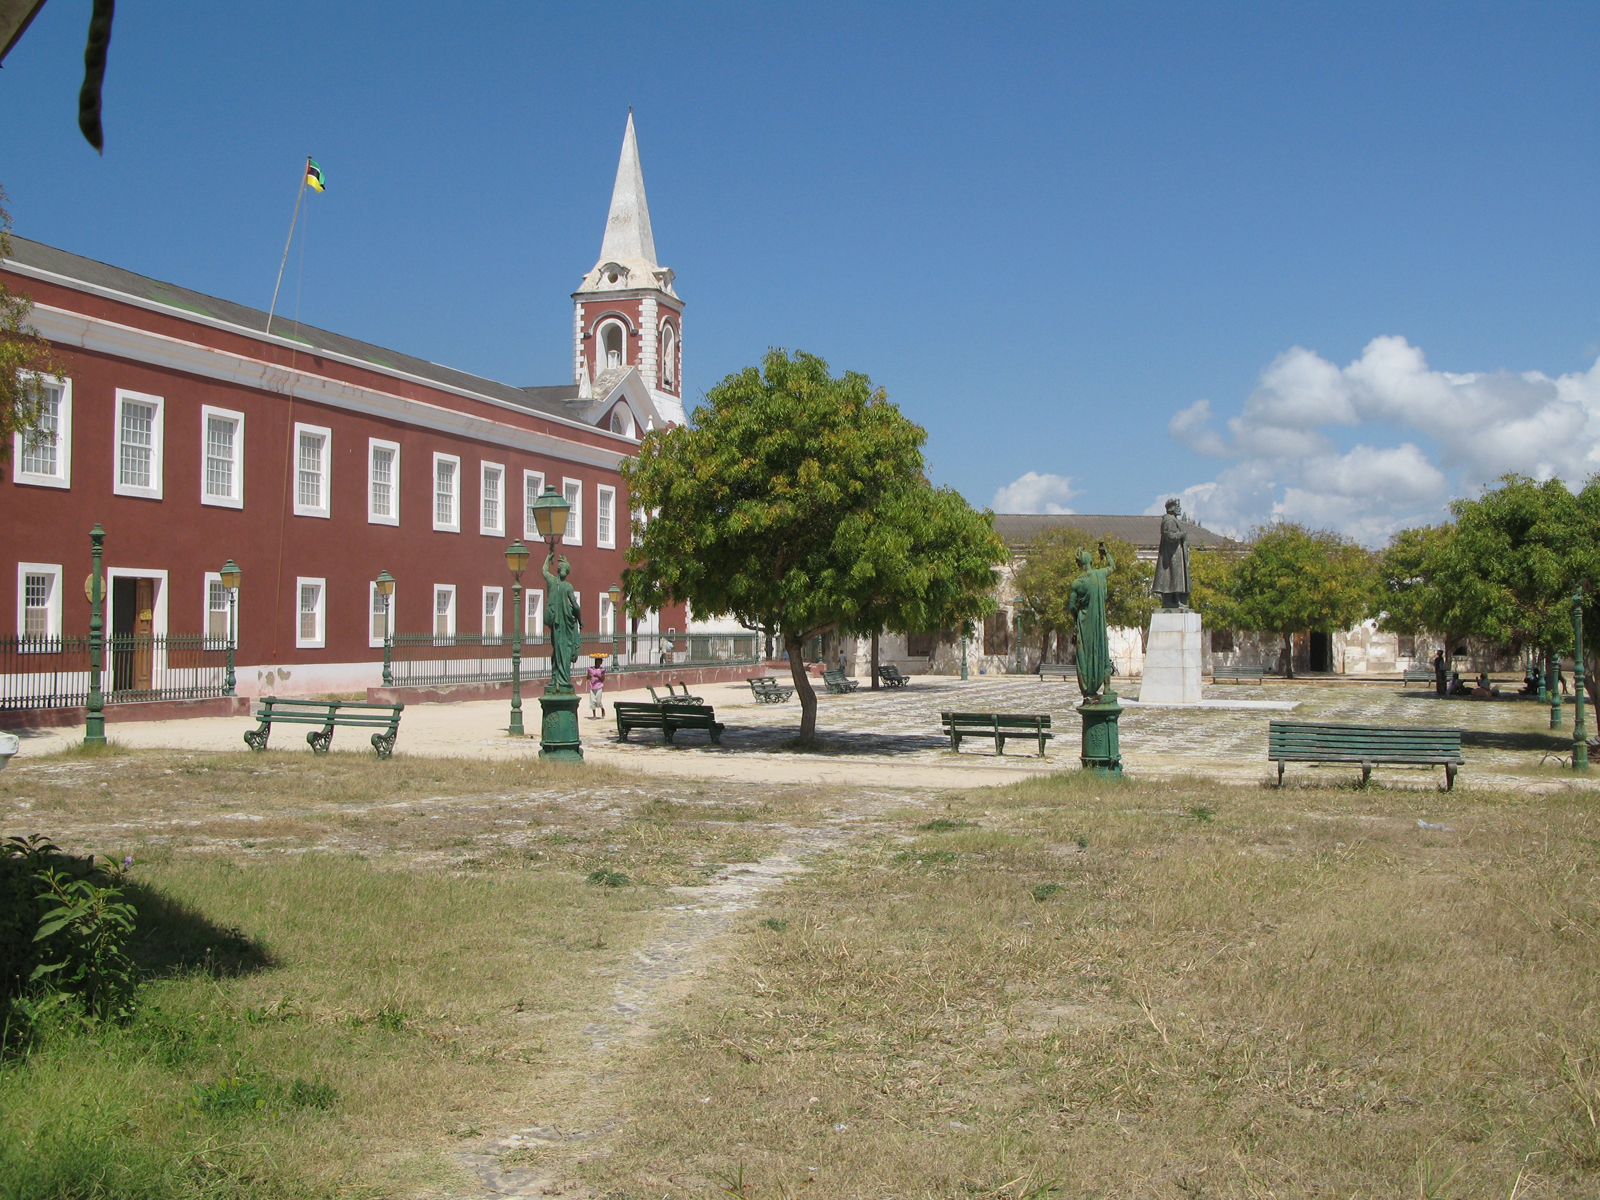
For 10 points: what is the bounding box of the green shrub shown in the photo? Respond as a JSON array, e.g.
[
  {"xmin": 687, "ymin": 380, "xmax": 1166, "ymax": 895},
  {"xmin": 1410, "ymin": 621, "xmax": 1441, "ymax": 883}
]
[
  {"xmin": 586, "ymin": 868, "xmax": 630, "ymax": 888},
  {"xmin": 1, "ymin": 836, "xmax": 137, "ymax": 1044}
]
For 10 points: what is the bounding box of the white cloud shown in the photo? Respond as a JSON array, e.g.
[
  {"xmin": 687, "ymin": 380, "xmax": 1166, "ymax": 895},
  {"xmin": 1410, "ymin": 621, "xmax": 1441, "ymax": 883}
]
[
  {"xmin": 1163, "ymin": 337, "xmax": 1600, "ymax": 544},
  {"xmin": 992, "ymin": 471, "xmax": 1079, "ymax": 514}
]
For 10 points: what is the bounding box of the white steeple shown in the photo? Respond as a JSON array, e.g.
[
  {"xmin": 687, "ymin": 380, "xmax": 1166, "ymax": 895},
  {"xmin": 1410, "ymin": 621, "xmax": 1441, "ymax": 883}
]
[
  {"xmin": 577, "ymin": 111, "xmax": 676, "ymax": 297},
  {"xmin": 600, "ymin": 110, "xmax": 657, "ymax": 266}
]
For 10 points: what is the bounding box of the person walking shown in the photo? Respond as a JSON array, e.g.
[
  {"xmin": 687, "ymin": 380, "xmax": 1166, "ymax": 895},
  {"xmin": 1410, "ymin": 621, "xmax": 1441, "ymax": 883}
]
[{"xmin": 586, "ymin": 655, "xmax": 607, "ymax": 718}]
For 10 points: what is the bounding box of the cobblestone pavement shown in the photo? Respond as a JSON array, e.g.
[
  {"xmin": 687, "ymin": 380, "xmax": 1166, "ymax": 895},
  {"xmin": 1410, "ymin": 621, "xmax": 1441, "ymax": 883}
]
[{"xmin": 599, "ymin": 673, "xmax": 1596, "ymax": 790}]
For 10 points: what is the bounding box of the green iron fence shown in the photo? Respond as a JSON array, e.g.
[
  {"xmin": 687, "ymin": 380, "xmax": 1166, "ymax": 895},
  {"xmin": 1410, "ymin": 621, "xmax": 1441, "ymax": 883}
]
[{"xmin": 0, "ymin": 634, "xmax": 230, "ymax": 711}]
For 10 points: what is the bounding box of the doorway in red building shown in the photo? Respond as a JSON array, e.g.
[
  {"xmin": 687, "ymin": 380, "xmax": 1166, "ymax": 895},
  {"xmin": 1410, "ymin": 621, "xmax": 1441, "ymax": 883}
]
[{"xmin": 111, "ymin": 576, "xmax": 157, "ymax": 694}]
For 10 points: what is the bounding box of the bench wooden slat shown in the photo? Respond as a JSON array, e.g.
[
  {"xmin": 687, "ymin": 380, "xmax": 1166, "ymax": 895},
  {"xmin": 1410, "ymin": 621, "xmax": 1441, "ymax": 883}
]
[
  {"xmin": 615, "ymin": 701, "xmax": 724, "ymax": 746},
  {"xmin": 939, "ymin": 710, "xmax": 1053, "ymax": 757},
  {"xmin": 1269, "ymin": 719, "xmax": 1462, "ymax": 789},
  {"xmin": 244, "ymin": 698, "xmax": 404, "ymax": 758}
]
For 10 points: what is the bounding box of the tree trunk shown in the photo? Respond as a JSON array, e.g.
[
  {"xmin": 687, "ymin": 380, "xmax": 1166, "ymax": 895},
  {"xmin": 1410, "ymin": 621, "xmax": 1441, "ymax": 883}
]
[
  {"xmin": 787, "ymin": 631, "xmax": 818, "ymax": 741},
  {"xmin": 870, "ymin": 631, "xmax": 880, "ymax": 690},
  {"xmin": 1283, "ymin": 632, "xmax": 1295, "ymax": 679}
]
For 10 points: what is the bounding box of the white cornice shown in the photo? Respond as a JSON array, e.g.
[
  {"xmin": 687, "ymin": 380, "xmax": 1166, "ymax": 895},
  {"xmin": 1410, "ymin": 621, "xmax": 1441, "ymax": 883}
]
[
  {"xmin": 28, "ymin": 304, "xmax": 632, "ymax": 471},
  {"xmin": 3, "ymin": 256, "xmax": 637, "ymax": 449}
]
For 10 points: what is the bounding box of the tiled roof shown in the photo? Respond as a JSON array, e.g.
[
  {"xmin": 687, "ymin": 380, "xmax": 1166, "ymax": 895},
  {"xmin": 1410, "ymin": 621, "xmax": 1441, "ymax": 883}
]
[
  {"xmin": 991, "ymin": 513, "xmax": 1239, "ymax": 552},
  {"xmin": 4, "ymin": 235, "xmax": 579, "ymax": 420}
]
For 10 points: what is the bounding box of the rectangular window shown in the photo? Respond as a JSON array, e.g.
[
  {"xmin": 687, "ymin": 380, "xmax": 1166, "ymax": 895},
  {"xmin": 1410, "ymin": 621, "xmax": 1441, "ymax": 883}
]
[
  {"xmin": 14, "ymin": 377, "xmax": 71, "ymax": 488},
  {"xmin": 483, "ymin": 587, "xmax": 503, "ymax": 640},
  {"xmin": 522, "ymin": 470, "xmax": 546, "ymax": 539},
  {"xmin": 199, "ymin": 405, "xmax": 244, "ymax": 508},
  {"xmin": 596, "ymin": 485, "xmax": 616, "ymax": 549},
  {"xmin": 433, "ymin": 453, "xmax": 460, "ymax": 532},
  {"xmin": 369, "ymin": 580, "xmax": 394, "ymax": 648},
  {"xmin": 984, "ymin": 611, "xmax": 1010, "ymax": 656},
  {"xmin": 433, "ymin": 585, "xmax": 456, "ymax": 641},
  {"xmin": 1210, "ymin": 628, "xmax": 1235, "ymax": 654},
  {"xmin": 480, "ymin": 462, "xmax": 504, "ymax": 536},
  {"xmin": 368, "ymin": 439, "xmax": 400, "ymax": 526},
  {"xmin": 906, "ymin": 632, "xmax": 935, "ymax": 658},
  {"xmin": 113, "ymin": 389, "xmax": 164, "ymax": 499},
  {"xmin": 206, "ymin": 577, "xmax": 230, "ymax": 642},
  {"xmin": 296, "ymin": 578, "xmax": 325, "ymax": 649},
  {"xmin": 562, "ymin": 478, "xmax": 582, "ymax": 546},
  {"xmin": 599, "ymin": 594, "xmax": 615, "ymax": 637},
  {"xmin": 526, "ymin": 589, "xmax": 543, "ymax": 641},
  {"xmin": 17, "ymin": 564, "xmax": 62, "ymax": 641},
  {"xmin": 292, "ymin": 423, "xmax": 331, "ymax": 518}
]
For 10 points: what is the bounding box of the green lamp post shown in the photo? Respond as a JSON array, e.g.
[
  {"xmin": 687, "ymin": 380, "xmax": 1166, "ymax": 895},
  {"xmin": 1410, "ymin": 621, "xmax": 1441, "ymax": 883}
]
[
  {"xmin": 608, "ymin": 583, "xmax": 623, "ymax": 670},
  {"xmin": 374, "ymin": 570, "xmax": 395, "ymax": 688},
  {"xmin": 527, "ymin": 487, "xmax": 582, "ymax": 761},
  {"xmin": 1575, "ymin": 586, "xmax": 1588, "ymax": 772},
  {"xmin": 84, "ymin": 524, "xmax": 106, "ymax": 746},
  {"xmin": 505, "ymin": 540, "xmax": 530, "ymax": 737},
  {"xmin": 219, "ymin": 559, "xmax": 241, "ymax": 696}
]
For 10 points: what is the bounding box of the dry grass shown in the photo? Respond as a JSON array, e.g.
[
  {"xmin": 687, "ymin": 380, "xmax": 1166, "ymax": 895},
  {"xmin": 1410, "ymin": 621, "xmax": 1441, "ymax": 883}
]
[
  {"xmin": 0, "ymin": 747, "xmax": 836, "ymax": 1197},
  {"xmin": 588, "ymin": 771, "xmax": 1600, "ymax": 1199}
]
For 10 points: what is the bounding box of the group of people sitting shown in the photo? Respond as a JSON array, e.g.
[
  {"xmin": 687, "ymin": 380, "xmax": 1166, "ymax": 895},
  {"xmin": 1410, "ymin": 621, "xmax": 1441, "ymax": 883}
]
[{"xmin": 1432, "ymin": 650, "xmax": 1570, "ymax": 699}]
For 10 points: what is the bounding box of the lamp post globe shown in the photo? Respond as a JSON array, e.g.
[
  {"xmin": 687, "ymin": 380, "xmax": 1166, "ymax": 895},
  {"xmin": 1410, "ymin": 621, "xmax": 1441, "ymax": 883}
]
[
  {"xmin": 219, "ymin": 559, "xmax": 241, "ymax": 696},
  {"xmin": 607, "ymin": 583, "xmax": 623, "ymax": 670},
  {"xmin": 505, "ymin": 541, "xmax": 530, "ymax": 737},
  {"xmin": 375, "ymin": 570, "xmax": 395, "ymax": 689}
]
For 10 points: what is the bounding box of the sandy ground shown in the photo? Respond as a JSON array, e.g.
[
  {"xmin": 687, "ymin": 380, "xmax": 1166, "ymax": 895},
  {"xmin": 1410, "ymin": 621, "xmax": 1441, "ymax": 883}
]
[{"xmin": 6, "ymin": 672, "xmax": 1595, "ymax": 792}]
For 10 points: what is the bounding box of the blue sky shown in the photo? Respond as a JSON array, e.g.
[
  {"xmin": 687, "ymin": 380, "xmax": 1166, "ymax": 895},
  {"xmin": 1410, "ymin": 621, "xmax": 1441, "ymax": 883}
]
[{"xmin": 5, "ymin": 1, "xmax": 1599, "ymax": 541}]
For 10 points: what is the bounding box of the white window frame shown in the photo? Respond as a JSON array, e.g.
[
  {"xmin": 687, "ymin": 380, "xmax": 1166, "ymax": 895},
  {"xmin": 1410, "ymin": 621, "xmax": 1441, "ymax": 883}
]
[
  {"xmin": 432, "ymin": 584, "xmax": 457, "ymax": 642},
  {"xmin": 113, "ymin": 388, "xmax": 164, "ymax": 500},
  {"xmin": 522, "ymin": 470, "xmax": 546, "ymax": 539},
  {"xmin": 292, "ymin": 422, "xmax": 332, "ymax": 519},
  {"xmin": 661, "ymin": 323, "xmax": 676, "ymax": 389},
  {"xmin": 526, "ymin": 589, "xmax": 544, "ymax": 641},
  {"xmin": 295, "ymin": 576, "xmax": 326, "ymax": 649},
  {"xmin": 368, "ymin": 438, "xmax": 400, "ymax": 526},
  {"xmin": 596, "ymin": 484, "xmax": 617, "ymax": 550},
  {"xmin": 482, "ymin": 586, "xmax": 504, "ymax": 639},
  {"xmin": 368, "ymin": 579, "xmax": 395, "ymax": 649},
  {"xmin": 599, "ymin": 593, "xmax": 616, "ymax": 637},
  {"xmin": 199, "ymin": 404, "xmax": 245, "ymax": 509},
  {"xmin": 13, "ymin": 374, "xmax": 71, "ymax": 489},
  {"xmin": 17, "ymin": 562, "xmax": 63, "ymax": 641},
  {"xmin": 203, "ymin": 571, "xmax": 236, "ymax": 645},
  {"xmin": 480, "ymin": 461, "xmax": 505, "ymax": 537},
  {"xmin": 433, "ymin": 452, "xmax": 461, "ymax": 533},
  {"xmin": 562, "ymin": 478, "xmax": 583, "ymax": 546}
]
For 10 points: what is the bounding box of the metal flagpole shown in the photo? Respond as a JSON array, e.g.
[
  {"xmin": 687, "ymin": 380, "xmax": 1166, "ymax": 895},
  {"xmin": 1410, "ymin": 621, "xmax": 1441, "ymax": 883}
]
[{"xmin": 266, "ymin": 157, "xmax": 310, "ymax": 335}]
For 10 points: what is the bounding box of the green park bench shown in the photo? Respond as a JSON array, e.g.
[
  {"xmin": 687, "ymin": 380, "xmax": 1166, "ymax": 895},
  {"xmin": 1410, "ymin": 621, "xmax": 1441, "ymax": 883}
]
[
  {"xmin": 615, "ymin": 701, "xmax": 725, "ymax": 746},
  {"xmin": 1268, "ymin": 720, "xmax": 1463, "ymax": 789},
  {"xmin": 1403, "ymin": 665, "xmax": 1436, "ymax": 688},
  {"xmin": 876, "ymin": 664, "xmax": 910, "ymax": 688},
  {"xmin": 1037, "ymin": 663, "xmax": 1073, "ymax": 681},
  {"xmin": 822, "ymin": 668, "xmax": 860, "ymax": 694},
  {"xmin": 1213, "ymin": 666, "xmax": 1272, "ymax": 683},
  {"xmin": 646, "ymin": 684, "xmax": 699, "ymax": 706},
  {"xmin": 940, "ymin": 711, "xmax": 1053, "ymax": 757},
  {"xmin": 243, "ymin": 698, "xmax": 404, "ymax": 758},
  {"xmin": 748, "ymin": 677, "xmax": 793, "ymax": 703},
  {"xmin": 667, "ymin": 681, "xmax": 703, "ymax": 703}
]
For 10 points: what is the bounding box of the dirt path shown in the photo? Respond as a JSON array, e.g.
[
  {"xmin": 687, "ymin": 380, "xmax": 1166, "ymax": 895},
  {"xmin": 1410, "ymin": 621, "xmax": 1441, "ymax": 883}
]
[{"xmin": 461, "ymin": 794, "xmax": 916, "ymax": 1198}]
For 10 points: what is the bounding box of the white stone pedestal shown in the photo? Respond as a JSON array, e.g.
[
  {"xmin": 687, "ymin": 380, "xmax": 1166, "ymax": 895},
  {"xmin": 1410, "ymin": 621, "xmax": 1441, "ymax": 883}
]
[{"xmin": 1139, "ymin": 611, "xmax": 1203, "ymax": 705}]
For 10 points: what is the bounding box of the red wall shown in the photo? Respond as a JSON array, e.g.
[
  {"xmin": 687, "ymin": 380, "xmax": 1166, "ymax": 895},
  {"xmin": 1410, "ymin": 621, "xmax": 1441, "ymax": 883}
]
[{"xmin": 2, "ymin": 274, "xmax": 687, "ymax": 667}]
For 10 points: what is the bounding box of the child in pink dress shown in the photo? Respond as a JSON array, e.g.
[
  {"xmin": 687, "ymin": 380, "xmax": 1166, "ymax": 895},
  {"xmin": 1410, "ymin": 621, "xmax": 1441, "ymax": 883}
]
[{"xmin": 586, "ymin": 656, "xmax": 606, "ymax": 718}]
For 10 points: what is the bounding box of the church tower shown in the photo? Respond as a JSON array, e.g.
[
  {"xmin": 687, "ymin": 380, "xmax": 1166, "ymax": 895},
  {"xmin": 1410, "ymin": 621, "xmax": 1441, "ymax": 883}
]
[{"xmin": 573, "ymin": 112, "xmax": 684, "ymax": 428}]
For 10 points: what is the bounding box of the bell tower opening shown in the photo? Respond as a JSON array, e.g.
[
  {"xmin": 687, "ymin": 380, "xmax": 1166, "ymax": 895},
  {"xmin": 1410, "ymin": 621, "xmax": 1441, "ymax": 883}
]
[{"xmin": 602, "ymin": 322, "xmax": 624, "ymax": 370}]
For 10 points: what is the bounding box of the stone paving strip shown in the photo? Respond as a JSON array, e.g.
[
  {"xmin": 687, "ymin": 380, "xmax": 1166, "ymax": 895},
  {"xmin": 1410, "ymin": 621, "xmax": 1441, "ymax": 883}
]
[{"xmin": 6, "ymin": 673, "xmax": 1593, "ymax": 791}]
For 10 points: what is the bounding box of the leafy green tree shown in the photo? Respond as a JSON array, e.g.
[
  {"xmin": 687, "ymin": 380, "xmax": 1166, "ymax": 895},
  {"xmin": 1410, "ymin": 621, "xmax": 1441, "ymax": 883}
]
[
  {"xmin": 1187, "ymin": 547, "xmax": 1239, "ymax": 631},
  {"xmin": 1230, "ymin": 523, "xmax": 1375, "ymax": 676},
  {"xmin": 1375, "ymin": 523, "xmax": 1486, "ymax": 654},
  {"xmin": 621, "ymin": 349, "xmax": 1005, "ymax": 740},
  {"xmin": 839, "ymin": 483, "xmax": 1005, "ymax": 688},
  {"xmin": 1012, "ymin": 529, "xmax": 1149, "ymax": 658},
  {"xmin": 0, "ymin": 187, "xmax": 58, "ymax": 464}
]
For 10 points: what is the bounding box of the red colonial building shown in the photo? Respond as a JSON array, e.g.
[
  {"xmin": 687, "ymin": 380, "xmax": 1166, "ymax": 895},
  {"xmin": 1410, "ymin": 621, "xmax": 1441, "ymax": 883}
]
[{"xmin": 1, "ymin": 114, "xmax": 694, "ymax": 708}]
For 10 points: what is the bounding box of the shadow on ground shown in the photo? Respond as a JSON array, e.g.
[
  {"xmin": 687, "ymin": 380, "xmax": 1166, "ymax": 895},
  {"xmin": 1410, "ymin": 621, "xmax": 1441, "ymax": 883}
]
[{"xmin": 125, "ymin": 882, "xmax": 275, "ymax": 979}]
